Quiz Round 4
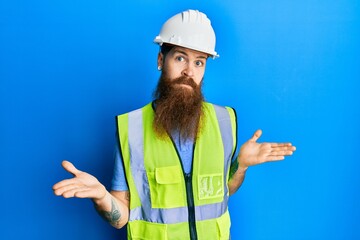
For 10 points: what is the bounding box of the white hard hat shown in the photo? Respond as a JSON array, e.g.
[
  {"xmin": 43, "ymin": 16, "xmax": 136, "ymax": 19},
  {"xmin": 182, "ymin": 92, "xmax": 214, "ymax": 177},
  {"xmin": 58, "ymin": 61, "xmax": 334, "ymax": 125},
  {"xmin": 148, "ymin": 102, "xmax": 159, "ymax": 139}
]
[{"xmin": 154, "ymin": 9, "xmax": 219, "ymax": 58}]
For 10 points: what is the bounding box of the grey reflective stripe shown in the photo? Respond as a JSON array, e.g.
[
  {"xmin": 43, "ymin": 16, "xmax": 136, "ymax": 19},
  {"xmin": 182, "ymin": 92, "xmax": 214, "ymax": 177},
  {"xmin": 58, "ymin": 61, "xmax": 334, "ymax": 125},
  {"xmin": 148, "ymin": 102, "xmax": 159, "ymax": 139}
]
[
  {"xmin": 130, "ymin": 205, "xmax": 188, "ymax": 224},
  {"xmin": 213, "ymin": 104, "xmax": 234, "ymax": 198},
  {"xmin": 128, "ymin": 109, "xmax": 151, "ymax": 212},
  {"xmin": 127, "ymin": 104, "xmax": 234, "ymax": 224},
  {"xmin": 195, "ymin": 196, "xmax": 229, "ymax": 221},
  {"xmin": 130, "ymin": 199, "xmax": 229, "ymax": 224}
]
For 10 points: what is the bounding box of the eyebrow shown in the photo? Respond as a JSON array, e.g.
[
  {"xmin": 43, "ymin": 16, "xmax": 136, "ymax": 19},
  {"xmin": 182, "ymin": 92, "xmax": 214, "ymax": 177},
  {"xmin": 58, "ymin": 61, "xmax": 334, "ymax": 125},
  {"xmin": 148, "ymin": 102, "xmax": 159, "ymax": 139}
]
[{"xmin": 173, "ymin": 49, "xmax": 208, "ymax": 59}]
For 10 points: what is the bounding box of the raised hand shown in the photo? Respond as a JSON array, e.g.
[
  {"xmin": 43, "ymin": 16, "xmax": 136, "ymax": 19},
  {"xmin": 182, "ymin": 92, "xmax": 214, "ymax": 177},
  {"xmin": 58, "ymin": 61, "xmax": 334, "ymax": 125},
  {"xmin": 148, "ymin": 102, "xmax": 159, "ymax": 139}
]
[
  {"xmin": 238, "ymin": 129, "xmax": 296, "ymax": 168},
  {"xmin": 53, "ymin": 160, "xmax": 106, "ymax": 201}
]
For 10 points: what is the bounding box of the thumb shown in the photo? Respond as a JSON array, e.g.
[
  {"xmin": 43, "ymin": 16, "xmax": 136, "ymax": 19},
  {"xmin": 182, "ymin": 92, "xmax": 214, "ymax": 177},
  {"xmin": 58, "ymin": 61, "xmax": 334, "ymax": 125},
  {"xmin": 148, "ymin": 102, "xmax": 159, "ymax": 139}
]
[
  {"xmin": 61, "ymin": 160, "xmax": 81, "ymax": 176},
  {"xmin": 249, "ymin": 129, "xmax": 262, "ymax": 142}
]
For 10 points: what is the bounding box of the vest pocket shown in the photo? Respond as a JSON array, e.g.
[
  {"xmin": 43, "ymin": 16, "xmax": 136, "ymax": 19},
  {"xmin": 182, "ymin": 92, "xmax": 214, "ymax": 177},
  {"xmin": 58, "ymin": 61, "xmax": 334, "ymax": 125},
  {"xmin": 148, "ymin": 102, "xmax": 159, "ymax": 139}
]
[
  {"xmin": 147, "ymin": 165, "xmax": 186, "ymax": 208},
  {"xmin": 129, "ymin": 220, "xmax": 167, "ymax": 240},
  {"xmin": 198, "ymin": 174, "xmax": 224, "ymax": 200}
]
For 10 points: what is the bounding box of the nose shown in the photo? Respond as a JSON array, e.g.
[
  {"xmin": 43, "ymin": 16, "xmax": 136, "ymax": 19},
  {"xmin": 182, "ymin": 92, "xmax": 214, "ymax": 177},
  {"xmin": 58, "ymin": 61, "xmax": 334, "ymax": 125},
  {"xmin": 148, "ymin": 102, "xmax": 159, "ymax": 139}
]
[{"xmin": 181, "ymin": 63, "xmax": 194, "ymax": 77}]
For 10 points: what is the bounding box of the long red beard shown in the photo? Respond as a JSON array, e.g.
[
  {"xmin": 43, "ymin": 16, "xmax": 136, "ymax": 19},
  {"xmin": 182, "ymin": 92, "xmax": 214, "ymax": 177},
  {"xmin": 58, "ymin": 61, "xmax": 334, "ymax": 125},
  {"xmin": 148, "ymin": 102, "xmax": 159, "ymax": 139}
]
[{"xmin": 153, "ymin": 73, "xmax": 204, "ymax": 140}]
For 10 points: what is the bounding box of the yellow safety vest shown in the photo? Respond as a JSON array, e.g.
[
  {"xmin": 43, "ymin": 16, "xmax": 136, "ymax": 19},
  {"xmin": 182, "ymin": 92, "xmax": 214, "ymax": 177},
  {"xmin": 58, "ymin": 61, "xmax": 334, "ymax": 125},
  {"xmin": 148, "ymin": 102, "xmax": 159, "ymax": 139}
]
[{"xmin": 117, "ymin": 102, "xmax": 237, "ymax": 240}]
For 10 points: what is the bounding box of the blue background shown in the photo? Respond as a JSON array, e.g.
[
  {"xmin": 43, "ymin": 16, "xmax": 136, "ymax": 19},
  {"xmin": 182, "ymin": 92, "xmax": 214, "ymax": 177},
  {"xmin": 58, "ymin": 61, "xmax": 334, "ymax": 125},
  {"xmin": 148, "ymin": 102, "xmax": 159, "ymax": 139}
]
[{"xmin": 1, "ymin": 0, "xmax": 359, "ymax": 239}]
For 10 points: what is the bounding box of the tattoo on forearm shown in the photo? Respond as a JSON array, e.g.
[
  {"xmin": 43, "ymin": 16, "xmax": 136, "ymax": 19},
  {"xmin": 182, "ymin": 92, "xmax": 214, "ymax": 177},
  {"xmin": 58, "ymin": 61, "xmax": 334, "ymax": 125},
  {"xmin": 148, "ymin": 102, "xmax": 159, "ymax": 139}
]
[
  {"xmin": 96, "ymin": 198, "xmax": 121, "ymax": 225},
  {"xmin": 229, "ymin": 160, "xmax": 239, "ymax": 179}
]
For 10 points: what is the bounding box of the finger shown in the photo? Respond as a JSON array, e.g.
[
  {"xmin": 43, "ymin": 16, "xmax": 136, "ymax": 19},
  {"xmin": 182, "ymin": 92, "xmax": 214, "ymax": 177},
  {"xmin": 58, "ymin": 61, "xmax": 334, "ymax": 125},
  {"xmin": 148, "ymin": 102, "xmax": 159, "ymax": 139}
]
[
  {"xmin": 74, "ymin": 189, "xmax": 100, "ymax": 199},
  {"xmin": 53, "ymin": 183, "xmax": 83, "ymax": 196},
  {"xmin": 270, "ymin": 145, "xmax": 295, "ymax": 154},
  {"xmin": 265, "ymin": 156, "xmax": 285, "ymax": 161},
  {"xmin": 270, "ymin": 150, "xmax": 294, "ymax": 156},
  {"xmin": 270, "ymin": 143, "xmax": 293, "ymax": 148},
  {"xmin": 272, "ymin": 146, "xmax": 295, "ymax": 152},
  {"xmin": 271, "ymin": 144, "xmax": 296, "ymax": 154},
  {"xmin": 62, "ymin": 160, "xmax": 82, "ymax": 177},
  {"xmin": 61, "ymin": 186, "xmax": 90, "ymax": 198},
  {"xmin": 66, "ymin": 187, "xmax": 100, "ymax": 199},
  {"xmin": 53, "ymin": 178, "xmax": 81, "ymax": 191},
  {"xmin": 250, "ymin": 129, "xmax": 262, "ymax": 142}
]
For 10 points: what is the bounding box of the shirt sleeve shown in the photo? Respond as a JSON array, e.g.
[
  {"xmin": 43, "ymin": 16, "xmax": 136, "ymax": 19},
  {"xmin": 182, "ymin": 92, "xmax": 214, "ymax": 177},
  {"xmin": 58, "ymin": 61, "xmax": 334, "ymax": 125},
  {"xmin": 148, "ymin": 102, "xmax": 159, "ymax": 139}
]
[{"xmin": 111, "ymin": 136, "xmax": 129, "ymax": 191}]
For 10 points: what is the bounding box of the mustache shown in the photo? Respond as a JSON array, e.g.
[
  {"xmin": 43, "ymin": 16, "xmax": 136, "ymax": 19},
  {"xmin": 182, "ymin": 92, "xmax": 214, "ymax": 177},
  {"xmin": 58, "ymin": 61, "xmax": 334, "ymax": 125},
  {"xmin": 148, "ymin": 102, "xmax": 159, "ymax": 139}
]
[{"xmin": 170, "ymin": 76, "xmax": 197, "ymax": 89}]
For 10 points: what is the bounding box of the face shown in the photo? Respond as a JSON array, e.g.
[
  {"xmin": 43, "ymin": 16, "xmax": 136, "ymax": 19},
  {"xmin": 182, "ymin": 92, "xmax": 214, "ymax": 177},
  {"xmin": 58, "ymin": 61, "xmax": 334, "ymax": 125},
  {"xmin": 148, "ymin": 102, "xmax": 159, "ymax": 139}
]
[
  {"xmin": 157, "ymin": 46, "xmax": 208, "ymax": 87},
  {"xmin": 153, "ymin": 46, "xmax": 208, "ymax": 140}
]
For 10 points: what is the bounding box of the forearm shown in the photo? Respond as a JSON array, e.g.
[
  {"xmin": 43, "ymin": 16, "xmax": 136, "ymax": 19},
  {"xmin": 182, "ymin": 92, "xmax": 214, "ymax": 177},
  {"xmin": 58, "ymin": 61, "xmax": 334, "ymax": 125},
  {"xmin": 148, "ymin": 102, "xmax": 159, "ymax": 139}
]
[
  {"xmin": 228, "ymin": 158, "xmax": 248, "ymax": 195},
  {"xmin": 93, "ymin": 191, "xmax": 129, "ymax": 229}
]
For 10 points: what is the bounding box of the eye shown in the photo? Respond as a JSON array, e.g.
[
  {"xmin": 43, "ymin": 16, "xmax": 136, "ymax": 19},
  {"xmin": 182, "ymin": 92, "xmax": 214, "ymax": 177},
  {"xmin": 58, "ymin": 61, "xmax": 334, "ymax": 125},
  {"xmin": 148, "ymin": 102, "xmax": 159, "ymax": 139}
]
[
  {"xmin": 195, "ymin": 60, "xmax": 204, "ymax": 67},
  {"xmin": 176, "ymin": 56, "xmax": 185, "ymax": 62}
]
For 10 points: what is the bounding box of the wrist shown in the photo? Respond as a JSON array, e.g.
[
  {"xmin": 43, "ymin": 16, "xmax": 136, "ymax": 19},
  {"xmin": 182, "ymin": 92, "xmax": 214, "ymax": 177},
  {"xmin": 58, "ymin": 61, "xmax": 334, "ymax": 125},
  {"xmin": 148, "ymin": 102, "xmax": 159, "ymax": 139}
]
[
  {"xmin": 92, "ymin": 186, "xmax": 108, "ymax": 205},
  {"xmin": 237, "ymin": 154, "xmax": 249, "ymax": 172},
  {"xmin": 237, "ymin": 157, "xmax": 248, "ymax": 172},
  {"xmin": 237, "ymin": 164, "xmax": 248, "ymax": 173},
  {"xmin": 237, "ymin": 162, "xmax": 248, "ymax": 174}
]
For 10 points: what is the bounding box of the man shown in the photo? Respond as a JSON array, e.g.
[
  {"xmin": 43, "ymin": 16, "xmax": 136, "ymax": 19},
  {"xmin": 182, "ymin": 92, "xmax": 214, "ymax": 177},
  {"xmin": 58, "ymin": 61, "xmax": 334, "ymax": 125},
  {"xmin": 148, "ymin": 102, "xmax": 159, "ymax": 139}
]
[{"xmin": 53, "ymin": 9, "xmax": 296, "ymax": 240}]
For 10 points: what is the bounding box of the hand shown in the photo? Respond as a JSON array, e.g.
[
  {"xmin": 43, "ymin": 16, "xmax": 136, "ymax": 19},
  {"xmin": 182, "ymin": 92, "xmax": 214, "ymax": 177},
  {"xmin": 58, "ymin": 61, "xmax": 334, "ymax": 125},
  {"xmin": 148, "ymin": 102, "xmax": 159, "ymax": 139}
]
[
  {"xmin": 53, "ymin": 160, "xmax": 106, "ymax": 201},
  {"xmin": 238, "ymin": 129, "xmax": 296, "ymax": 169}
]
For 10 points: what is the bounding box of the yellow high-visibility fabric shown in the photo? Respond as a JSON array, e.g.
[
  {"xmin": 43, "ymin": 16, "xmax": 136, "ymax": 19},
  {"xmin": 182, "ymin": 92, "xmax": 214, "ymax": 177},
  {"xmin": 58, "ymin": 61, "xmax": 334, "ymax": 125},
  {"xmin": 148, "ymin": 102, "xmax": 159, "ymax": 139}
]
[{"xmin": 117, "ymin": 102, "xmax": 236, "ymax": 240}]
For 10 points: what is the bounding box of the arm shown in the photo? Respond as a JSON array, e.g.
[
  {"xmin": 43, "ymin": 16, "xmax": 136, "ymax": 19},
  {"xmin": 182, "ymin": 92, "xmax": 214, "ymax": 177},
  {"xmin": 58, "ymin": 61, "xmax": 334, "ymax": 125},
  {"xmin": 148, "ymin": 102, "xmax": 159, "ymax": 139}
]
[
  {"xmin": 53, "ymin": 161, "xmax": 129, "ymax": 229},
  {"xmin": 228, "ymin": 129, "xmax": 296, "ymax": 195},
  {"xmin": 228, "ymin": 159, "xmax": 248, "ymax": 195},
  {"xmin": 93, "ymin": 190, "xmax": 129, "ymax": 229}
]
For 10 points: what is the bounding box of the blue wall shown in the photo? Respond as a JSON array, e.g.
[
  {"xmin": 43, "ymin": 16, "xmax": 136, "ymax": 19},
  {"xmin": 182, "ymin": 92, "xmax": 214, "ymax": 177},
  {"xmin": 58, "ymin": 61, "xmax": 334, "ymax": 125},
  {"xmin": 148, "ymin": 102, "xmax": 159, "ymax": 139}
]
[{"xmin": 1, "ymin": 0, "xmax": 359, "ymax": 239}]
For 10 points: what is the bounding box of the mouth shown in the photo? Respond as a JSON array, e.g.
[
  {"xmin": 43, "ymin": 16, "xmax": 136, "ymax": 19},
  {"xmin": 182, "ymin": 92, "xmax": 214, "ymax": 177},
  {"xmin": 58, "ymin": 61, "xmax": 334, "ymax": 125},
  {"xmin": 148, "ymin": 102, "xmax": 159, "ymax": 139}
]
[{"xmin": 175, "ymin": 83, "xmax": 194, "ymax": 90}]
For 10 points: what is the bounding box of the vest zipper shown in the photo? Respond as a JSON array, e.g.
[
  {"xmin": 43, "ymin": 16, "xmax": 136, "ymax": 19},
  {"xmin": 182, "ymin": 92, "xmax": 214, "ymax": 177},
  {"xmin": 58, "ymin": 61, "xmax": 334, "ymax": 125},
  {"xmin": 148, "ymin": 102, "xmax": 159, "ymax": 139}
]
[
  {"xmin": 169, "ymin": 135, "xmax": 198, "ymax": 240},
  {"xmin": 185, "ymin": 172, "xmax": 198, "ymax": 240}
]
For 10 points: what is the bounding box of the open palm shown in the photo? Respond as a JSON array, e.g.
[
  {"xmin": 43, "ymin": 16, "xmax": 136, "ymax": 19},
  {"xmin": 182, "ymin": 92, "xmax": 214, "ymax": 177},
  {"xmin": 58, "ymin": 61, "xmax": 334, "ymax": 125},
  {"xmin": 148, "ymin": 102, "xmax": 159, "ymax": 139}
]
[
  {"xmin": 53, "ymin": 160, "xmax": 106, "ymax": 200},
  {"xmin": 238, "ymin": 130, "xmax": 296, "ymax": 168}
]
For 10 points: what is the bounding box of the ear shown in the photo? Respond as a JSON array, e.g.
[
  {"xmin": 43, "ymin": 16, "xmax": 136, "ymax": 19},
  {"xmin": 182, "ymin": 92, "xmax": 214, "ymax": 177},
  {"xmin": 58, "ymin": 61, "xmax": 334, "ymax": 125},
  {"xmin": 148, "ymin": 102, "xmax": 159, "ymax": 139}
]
[{"xmin": 157, "ymin": 52, "xmax": 164, "ymax": 69}]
